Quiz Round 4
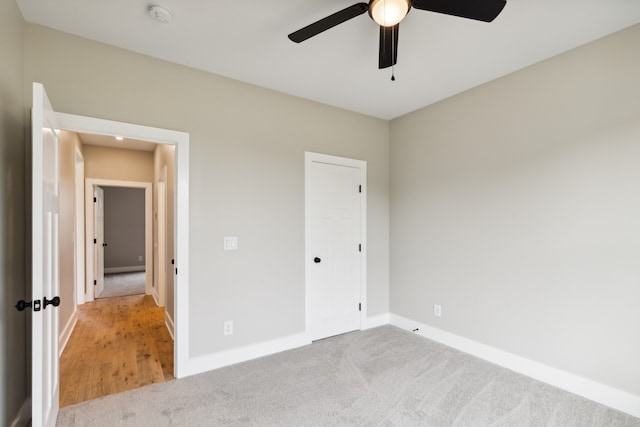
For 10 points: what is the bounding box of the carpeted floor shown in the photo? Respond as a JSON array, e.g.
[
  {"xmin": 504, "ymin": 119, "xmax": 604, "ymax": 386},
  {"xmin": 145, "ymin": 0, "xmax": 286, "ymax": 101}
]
[
  {"xmin": 56, "ymin": 326, "xmax": 639, "ymax": 426},
  {"xmin": 97, "ymin": 271, "xmax": 146, "ymax": 299}
]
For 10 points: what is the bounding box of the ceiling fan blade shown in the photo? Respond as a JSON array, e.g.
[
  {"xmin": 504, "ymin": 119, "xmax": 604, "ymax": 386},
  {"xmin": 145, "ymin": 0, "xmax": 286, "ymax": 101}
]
[
  {"xmin": 379, "ymin": 24, "xmax": 399, "ymax": 69},
  {"xmin": 288, "ymin": 3, "xmax": 369, "ymax": 43},
  {"xmin": 411, "ymin": 0, "xmax": 506, "ymax": 22}
]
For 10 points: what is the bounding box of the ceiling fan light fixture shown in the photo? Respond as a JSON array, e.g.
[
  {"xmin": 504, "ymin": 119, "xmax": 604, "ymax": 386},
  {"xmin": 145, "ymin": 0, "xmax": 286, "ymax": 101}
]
[{"xmin": 370, "ymin": 0, "xmax": 410, "ymax": 27}]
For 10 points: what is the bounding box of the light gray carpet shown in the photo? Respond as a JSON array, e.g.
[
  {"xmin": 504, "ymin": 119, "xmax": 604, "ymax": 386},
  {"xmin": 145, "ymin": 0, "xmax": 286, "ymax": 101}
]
[
  {"xmin": 56, "ymin": 326, "xmax": 639, "ymax": 426},
  {"xmin": 97, "ymin": 272, "xmax": 146, "ymax": 299}
]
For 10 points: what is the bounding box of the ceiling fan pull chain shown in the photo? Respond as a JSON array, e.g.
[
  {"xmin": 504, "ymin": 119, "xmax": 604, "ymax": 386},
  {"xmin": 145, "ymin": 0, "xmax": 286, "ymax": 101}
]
[{"xmin": 391, "ymin": 24, "xmax": 396, "ymax": 81}]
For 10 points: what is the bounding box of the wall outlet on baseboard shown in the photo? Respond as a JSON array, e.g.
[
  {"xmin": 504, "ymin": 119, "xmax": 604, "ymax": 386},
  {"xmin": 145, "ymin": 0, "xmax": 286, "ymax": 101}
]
[
  {"xmin": 224, "ymin": 320, "xmax": 233, "ymax": 335},
  {"xmin": 434, "ymin": 304, "xmax": 442, "ymax": 318},
  {"xmin": 138, "ymin": 255, "xmax": 143, "ymax": 261}
]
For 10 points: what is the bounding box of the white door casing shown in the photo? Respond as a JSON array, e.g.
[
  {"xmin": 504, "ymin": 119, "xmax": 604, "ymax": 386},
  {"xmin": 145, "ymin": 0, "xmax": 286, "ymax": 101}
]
[
  {"xmin": 155, "ymin": 166, "xmax": 167, "ymax": 307},
  {"xmin": 74, "ymin": 148, "xmax": 85, "ymax": 305},
  {"xmin": 305, "ymin": 152, "xmax": 367, "ymax": 341},
  {"xmin": 31, "ymin": 82, "xmax": 61, "ymax": 427},
  {"xmin": 84, "ymin": 180, "xmax": 153, "ymax": 302},
  {"xmin": 56, "ymin": 112, "xmax": 190, "ymax": 378},
  {"xmin": 94, "ymin": 186, "xmax": 105, "ymax": 297}
]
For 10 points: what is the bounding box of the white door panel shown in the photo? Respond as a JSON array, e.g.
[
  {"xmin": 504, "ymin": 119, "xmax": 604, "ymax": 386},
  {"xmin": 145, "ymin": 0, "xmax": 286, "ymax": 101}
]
[
  {"xmin": 306, "ymin": 153, "xmax": 365, "ymax": 341},
  {"xmin": 32, "ymin": 82, "xmax": 60, "ymax": 427}
]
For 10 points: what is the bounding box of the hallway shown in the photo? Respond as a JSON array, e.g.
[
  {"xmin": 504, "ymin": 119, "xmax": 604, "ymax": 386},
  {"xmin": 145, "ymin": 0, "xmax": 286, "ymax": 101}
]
[{"xmin": 59, "ymin": 294, "xmax": 174, "ymax": 407}]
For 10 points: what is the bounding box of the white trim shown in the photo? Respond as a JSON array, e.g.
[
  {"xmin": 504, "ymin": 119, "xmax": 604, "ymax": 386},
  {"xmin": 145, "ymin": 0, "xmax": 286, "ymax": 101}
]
[
  {"xmin": 390, "ymin": 314, "xmax": 640, "ymax": 418},
  {"xmin": 182, "ymin": 333, "xmax": 311, "ymax": 378},
  {"xmin": 9, "ymin": 398, "xmax": 31, "ymax": 427},
  {"xmin": 304, "ymin": 152, "xmax": 367, "ymax": 339},
  {"xmin": 85, "ymin": 179, "xmax": 153, "ymax": 301},
  {"xmin": 56, "ymin": 112, "xmax": 190, "ymax": 379},
  {"xmin": 165, "ymin": 311, "xmax": 175, "ymax": 340},
  {"xmin": 363, "ymin": 313, "xmax": 390, "ymax": 330},
  {"xmin": 104, "ymin": 266, "xmax": 146, "ymax": 274},
  {"xmin": 58, "ymin": 309, "xmax": 78, "ymax": 357},
  {"xmin": 74, "ymin": 147, "xmax": 85, "ymax": 305}
]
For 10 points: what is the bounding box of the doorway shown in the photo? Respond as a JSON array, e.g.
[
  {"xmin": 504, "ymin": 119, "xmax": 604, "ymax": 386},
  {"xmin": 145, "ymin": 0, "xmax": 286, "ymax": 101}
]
[
  {"xmin": 97, "ymin": 186, "xmax": 147, "ymax": 299},
  {"xmin": 305, "ymin": 152, "xmax": 367, "ymax": 341},
  {"xmin": 55, "ymin": 111, "xmax": 191, "ymax": 377},
  {"xmin": 85, "ymin": 180, "xmax": 153, "ymax": 302}
]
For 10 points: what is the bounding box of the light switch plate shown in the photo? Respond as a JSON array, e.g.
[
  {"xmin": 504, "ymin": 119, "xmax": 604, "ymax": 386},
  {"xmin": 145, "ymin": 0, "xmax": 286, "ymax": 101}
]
[{"xmin": 224, "ymin": 236, "xmax": 238, "ymax": 251}]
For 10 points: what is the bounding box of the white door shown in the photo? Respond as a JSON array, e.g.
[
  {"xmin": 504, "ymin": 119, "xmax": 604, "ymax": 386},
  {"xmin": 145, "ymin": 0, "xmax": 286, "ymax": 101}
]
[
  {"xmin": 94, "ymin": 186, "xmax": 105, "ymax": 297},
  {"xmin": 32, "ymin": 82, "xmax": 61, "ymax": 427},
  {"xmin": 305, "ymin": 153, "xmax": 366, "ymax": 341}
]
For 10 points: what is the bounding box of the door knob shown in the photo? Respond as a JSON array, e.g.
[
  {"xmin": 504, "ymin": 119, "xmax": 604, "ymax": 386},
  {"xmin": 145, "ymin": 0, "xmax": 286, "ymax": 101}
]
[
  {"xmin": 314, "ymin": 257, "xmax": 321, "ymax": 263},
  {"xmin": 15, "ymin": 299, "xmax": 42, "ymax": 312},
  {"xmin": 15, "ymin": 300, "xmax": 33, "ymax": 311},
  {"xmin": 44, "ymin": 296, "xmax": 61, "ymax": 309}
]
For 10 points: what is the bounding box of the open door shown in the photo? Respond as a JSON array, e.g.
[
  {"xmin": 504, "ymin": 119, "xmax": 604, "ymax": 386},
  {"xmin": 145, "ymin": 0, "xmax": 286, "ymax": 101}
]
[
  {"xmin": 94, "ymin": 186, "xmax": 105, "ymax": 297},
  {"xmin": 31, "ymin": 82, "xmax": 61, "ymax": 426}
]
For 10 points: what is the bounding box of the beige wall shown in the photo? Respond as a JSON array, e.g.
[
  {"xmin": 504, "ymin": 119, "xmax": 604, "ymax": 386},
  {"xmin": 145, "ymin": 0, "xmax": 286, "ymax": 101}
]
[
  {"xmin": 24, "ymin": 24, "xmax": 390, "ymax": 358},
  {"xmin": 0, "ymin": 0, "xmax": 27, "ymax": 424},
  {"xmin": 103, "ymin": 187, "xmax": 145, "ymax": 269},
  {"xmin": 83, "ymin": 144, "xmax": 154, "ymax": 182},
  {"xmin": 154, "ymin": 144, "xmax": 175, "ymax": 323},
  {"xmin": 390, "ymin": 24, "xmax": 640, "ymax": 396}
]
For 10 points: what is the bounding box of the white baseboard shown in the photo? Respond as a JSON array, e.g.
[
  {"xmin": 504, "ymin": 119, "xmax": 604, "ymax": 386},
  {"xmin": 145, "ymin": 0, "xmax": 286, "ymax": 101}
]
[
  {"xmin": 104, "ymin": 266, "xmax": 145, "ymax": 274},
  {"xmin": 10, "ymin": 398, "xmax": 31, "ymax": 427},
  {"xmin": 165, "ymin": 311, "xmax": 175, "ymax": 340},
  {"xmin": 390, "ymin": 314, "xmax": 640, "ymax": 419},
  {"xmin": 59, "ymin": 309, "xmax": 78, "ymax": 357},
  {"xmin": 182, "ymin": 333, "xmax": 311, "ymax": 378},
  {"xmin": 363, "ymin": 313, "xmax": 390, "ymax": 330}
]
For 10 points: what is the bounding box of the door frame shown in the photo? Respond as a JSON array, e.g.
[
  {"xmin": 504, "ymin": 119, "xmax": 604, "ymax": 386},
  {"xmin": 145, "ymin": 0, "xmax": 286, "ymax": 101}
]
[
  {"xmin": 304, "ymin": 151, "xmax": 367, "ymax": 338},
  {"xmin": 74, "ymin": 147, "xmax": 85, "ymax": 305},
  {"xmin": 56, "ymin": 112, "xmax": 190, "ymax": 378},
  {"xmin": 84, "ymin": 180, "xmax": 153, "ymax": 301},
  {"xmin": 154, "ymin": 165, "xmax": 168, "ymax": 307}
]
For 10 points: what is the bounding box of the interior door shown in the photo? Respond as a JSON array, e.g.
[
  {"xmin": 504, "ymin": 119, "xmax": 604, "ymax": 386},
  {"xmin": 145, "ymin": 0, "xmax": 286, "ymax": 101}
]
[
  {"xmin": 306, "ymin": 154, "xmax": 364, "ymax": 341},
  {"xmin": 32, "ymin": 82, "xmax": 61, "ymax": 427},
  {"xmin": 94, "ymin": 186, "xmax": 105, "ymax": 297}
]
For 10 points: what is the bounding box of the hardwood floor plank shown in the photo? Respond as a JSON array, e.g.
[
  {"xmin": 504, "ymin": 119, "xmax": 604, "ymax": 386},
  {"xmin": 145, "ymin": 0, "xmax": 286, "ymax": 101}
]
[{"xmin": 60, "ymin": 294, "xmax": 174, "ymax": 407}]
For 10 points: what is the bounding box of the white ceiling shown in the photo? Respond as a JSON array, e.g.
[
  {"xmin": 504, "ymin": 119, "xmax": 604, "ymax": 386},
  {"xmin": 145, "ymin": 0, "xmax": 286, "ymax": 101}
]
[{"xmin": 16, "ymin": 0, "xmax": 640, "ymax": 120}]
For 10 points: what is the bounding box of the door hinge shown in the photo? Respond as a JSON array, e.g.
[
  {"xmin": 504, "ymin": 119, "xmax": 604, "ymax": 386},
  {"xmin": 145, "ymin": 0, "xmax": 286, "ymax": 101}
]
[
  {"xmin": 358, "ymin": 303, "xmax": 361, "ymax": 312},
  {"xmin": 359, "ymin": 185, "xmax": 362, "ymax": 193},
  {"xmin": 94, "ymin": 238, "xmax": 97, "ymax": 244},
  {"xmin": 93, "ymin": 197, "xmax": 96, "ymax": 202},
  {"xmin": 359, "ymin": 244, "xmax": 361, "ymax": 252},
  {"xmin": 94, "ymin": 280, "xmax": 97, "ymax": 285},
  {"xmin": 175, "ymin": 268, "xmax": 178, "ymax": 275}
]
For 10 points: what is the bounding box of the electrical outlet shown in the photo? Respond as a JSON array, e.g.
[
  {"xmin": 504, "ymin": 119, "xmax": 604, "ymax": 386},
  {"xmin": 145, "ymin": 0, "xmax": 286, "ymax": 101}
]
[
  {"xmin": 434, "ymin": 304, "xmax": 442, "ymax": 318},
  {"xmin": 224, "ymin": 320, "xmax": 233, "ymax": 335},
  {"xmin": 138, "ymin": 255, "xmax": 143, "ymax": 261}
]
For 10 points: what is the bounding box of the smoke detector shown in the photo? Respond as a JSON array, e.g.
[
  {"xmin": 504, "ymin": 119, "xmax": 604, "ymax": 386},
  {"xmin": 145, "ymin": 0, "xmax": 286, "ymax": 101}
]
[{"xmin": 147, "ymin": 4, "xmax": 173, "ymax": 23}]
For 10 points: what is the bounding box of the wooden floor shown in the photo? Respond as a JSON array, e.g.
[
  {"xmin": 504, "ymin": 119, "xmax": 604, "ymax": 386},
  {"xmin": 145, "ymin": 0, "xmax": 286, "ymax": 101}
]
[{"xmin": 60, "ymin": 294, "xmax": 174, "ymax": 407}]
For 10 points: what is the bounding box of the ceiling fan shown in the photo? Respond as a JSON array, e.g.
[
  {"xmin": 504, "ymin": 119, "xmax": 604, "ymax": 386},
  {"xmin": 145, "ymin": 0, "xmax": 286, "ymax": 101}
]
[{"xmin": 288, "ymin": 0, "xmax": 507, "ymax": 70}]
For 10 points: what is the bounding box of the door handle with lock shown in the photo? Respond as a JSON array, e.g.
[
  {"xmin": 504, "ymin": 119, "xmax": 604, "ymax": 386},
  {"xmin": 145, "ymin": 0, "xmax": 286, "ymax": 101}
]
[{"xmin": 15, "ymin": 296, "xmax": 60, "ymax": 312}]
